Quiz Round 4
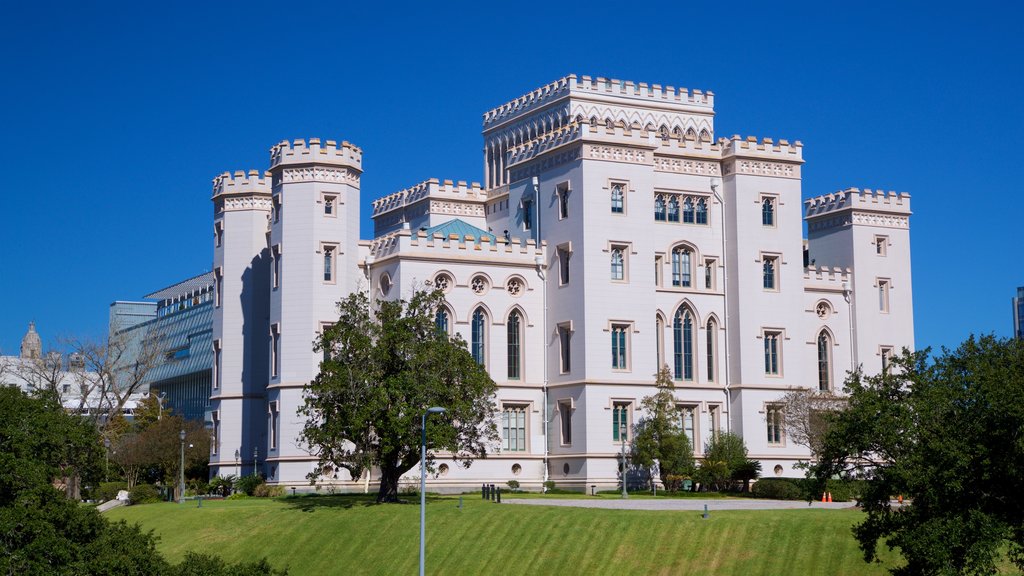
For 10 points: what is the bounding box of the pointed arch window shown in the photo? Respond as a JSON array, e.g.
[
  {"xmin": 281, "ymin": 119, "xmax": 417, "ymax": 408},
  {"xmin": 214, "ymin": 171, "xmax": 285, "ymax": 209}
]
[
  {"xmin": 762, "ymin": 197, "xmax": 775, "ymax": 226},
  {"xmin": 696, "ymin": 198, "xmax": 708, "ymax": 225},
  {"xmin": 471, "ymin": 308, "xmax": 487, "ymax": 366},
  {"xmin": 673, "ymin": 308, "xmax": 694, "ymax": 380},
  {"xmin": 706, "ymin": 318, "xmax": 717, "ymax": 382},
  {"xmin": 654, "ymin": 195, "xmax": 666, "ymax": 221},
  {"xmin": 655, "ymin": 315, "xmax": 665, "ymax": 369},
  {"xmin": 667, "ymin": 196, "xmax": 680, "ymax": 222},
  {"xmin": 682, "ymin": 197, "xmax": 695, "ymax": 223},
  {"xmin": 435, "ymin": 308, "xmax": 450, "ymax": 335},
  {"xmin": 817, "ymin": 331, "xmax": 831, "ymax": 391},
  {"xmin": 611, "ymin": 184, "xmax": 624, "ymax": 214},
  {"xmin": 672, "ymin": 247, "xmax": 692, "ymax": 287},
  {"xmin": 507, "ymin": 311, "xmax": 522, "ymax": 380},
  {"xmin": 610, "ymin": 247, "xmax": 625, "ymax": 281}
]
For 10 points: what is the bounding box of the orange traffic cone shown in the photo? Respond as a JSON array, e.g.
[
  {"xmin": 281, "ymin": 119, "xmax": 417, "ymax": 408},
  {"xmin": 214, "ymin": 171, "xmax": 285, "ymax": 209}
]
[
  {"xmin": 827, "ymin": 492, "xmax": 833, "ymax": 503},
  {"xmin": 821, "ymin": 492, "xmax": 827, "ymax": 503},
  {"xmin": 897, "ymin": 494, "xmax": 903, "ymax": 505}
]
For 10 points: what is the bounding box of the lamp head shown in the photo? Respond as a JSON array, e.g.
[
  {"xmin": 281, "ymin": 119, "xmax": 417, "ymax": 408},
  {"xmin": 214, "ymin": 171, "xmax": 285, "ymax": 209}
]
[
  {"xmin": 426, "ymin": 407, "xmax": 446, "ymax": 415},
  {"xmin": 179, "ymin": 430, "xmax": 186, "ymax": 441}
]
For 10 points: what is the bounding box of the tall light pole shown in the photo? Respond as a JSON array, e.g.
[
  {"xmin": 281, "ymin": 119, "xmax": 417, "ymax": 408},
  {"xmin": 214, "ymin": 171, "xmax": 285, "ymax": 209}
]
[
  {"xmin": 620, "ymin": 421, "xmax": 628, "ymax": 499},
  {"xmin": 178, "ymin": 429, "xmax": 186, "ymax": 504},
  {"xmin": 253, "ymin": 446, "xmax": 259, "ymax": 477},
  {"xmin": 158, "ymin": 392, "xmax": 166, "ymax": 420},
  {"xmin": 420, "ymin": 406, "xmax": 446, "ymax": 576},
  {"xmin": 234, "ymin": 449, "xmax": 240, "ymax": 478}
]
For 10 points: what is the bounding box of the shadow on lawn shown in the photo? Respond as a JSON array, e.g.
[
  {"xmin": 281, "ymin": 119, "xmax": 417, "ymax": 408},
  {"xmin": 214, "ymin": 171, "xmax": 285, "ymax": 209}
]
[{"xmin": 283, "ymin": 493, "xmax": 447, "ymax": 512}]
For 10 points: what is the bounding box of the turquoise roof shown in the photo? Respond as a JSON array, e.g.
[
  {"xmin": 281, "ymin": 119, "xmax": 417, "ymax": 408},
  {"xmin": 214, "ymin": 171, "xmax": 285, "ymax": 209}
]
[{"xmin": 420, "ymin": 219, "xmax": 493, "ymax": 242}]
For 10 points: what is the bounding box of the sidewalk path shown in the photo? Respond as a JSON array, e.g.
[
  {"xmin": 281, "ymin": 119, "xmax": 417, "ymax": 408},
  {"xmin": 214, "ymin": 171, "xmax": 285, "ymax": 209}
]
[{"xmin": 505, "ymin": 498, "xmax": 856, "ymax": 511}]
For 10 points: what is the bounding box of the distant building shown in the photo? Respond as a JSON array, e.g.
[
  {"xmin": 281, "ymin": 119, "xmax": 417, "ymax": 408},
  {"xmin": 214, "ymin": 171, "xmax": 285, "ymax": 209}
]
[
  {"xmin": 207, "ymin": 74, "xmax": 916, "ymax": 490},
  {"xmin": 1014, "ymin": 287, "xmax": 1024, "ymax": 339},
  {"xmin": 110, "ymin": 272, "xmax": 214, "ymax": 421}
]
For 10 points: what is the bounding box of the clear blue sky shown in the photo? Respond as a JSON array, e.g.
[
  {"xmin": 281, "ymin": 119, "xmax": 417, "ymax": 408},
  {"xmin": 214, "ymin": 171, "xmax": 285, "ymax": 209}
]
[{"xmin": 1, "ymin": 1, "xmax": 1020, "ymax": 354}]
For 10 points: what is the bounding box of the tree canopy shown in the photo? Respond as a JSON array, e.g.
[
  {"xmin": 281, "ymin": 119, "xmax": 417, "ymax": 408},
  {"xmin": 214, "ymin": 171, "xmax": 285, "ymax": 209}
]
[
  {"xmin": 631, "ymin": 366, "xmax": 696, "ymax": 489},
  {"xmin": 811, "ymin": 335, "xmax": 1024, "ymax": 575},
  {"xmin": 301, "ymin": 288, "xmax": 499, "ymax": 502}
]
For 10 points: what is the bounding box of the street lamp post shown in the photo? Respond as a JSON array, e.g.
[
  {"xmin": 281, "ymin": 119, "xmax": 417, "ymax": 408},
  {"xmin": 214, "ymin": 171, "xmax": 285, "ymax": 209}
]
[
  {"xmin": 420, "ymin": 407, "xmax": 446, "ymax": 576},
  {"xmin": 158, "ymin": 392, "xmax": 166, "ymax": 421},
  {"xmin": 253, "ymin": 446, "xmax": 259, "ymax": 477},
  {"xmin": 234, "ymin": 449, "xmax": 240, "ymax": 479},
  {"xmin": 620, "ymin": 422, "xmax": 628, "ymax": 499},
  {"xmin": 178, "ymin": 430, "xmax": 186, "ymax": 504}
]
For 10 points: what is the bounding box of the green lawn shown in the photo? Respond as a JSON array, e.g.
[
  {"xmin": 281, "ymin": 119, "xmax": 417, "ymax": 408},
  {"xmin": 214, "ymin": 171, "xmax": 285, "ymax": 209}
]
[{"xmin": 108, "ymin": 494, "xmax": 903, "ymax": 575}]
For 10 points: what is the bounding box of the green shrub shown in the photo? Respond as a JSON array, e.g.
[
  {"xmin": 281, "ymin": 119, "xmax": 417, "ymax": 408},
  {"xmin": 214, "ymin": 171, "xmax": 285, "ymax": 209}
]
[
  {"xmin": 236, "ymin": 474, "xmax": 265, "ymax": 496},
  {"xmin": 226, "ymin": 492, "xmax": 250, "ymax": 500},
  {"xmin": 506, "ymin": 480, "xmax": 520, "ymax": 492},
  {"xmin": 664, "ymin": 474, "xmax": 689, "ymax": 493},
  {"xmin": 129, "ymin": 483, "xmax": 161, "ymax": 504},
  {"xmin": 542, "ymin": 480, "xmax": 556, "ymax": 492},
  {"xmin": 825, "ymin": 478, "xmax": 863, "ymax": 502},
  {"xmin": 97, "ymin": 481, "xmax": 128, "ymax": 502},
  {"xmin": 751, "ymin": 478, "xmax": 804, "ymax": 500},
  {"xmin": 253, "ymin": 483, "xmax": 285, "ymax": 498}
]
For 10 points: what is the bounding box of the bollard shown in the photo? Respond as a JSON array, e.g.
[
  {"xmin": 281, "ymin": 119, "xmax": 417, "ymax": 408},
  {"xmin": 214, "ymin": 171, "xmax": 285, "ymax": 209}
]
[
  {"xmin": 490, "ymin": 484, "xmax": 496, "ymax": 502},
  {"xmin": 496, "ymin": 487, "xmax": 501, "ymax": 503},
  {"xmin": 197, "ymin": 495, "xmax": 202, "ymax": 508},
  {"xmin": 458, "ymin": 495, "xmax": 463, "ymax": 509},
  {"xmin": 591, "ymin": 485, "xmax": 596, "ymax": 496},
  {"xmin": 291, "ymin": 487, "xmax": 296, "ymax": 497},
  {"xmin": 702, "ymin": 504, "xmax": 709, "ymax": 519},
  {"xmin": 482, "ymin": 483, "xmax": 486, "ymax": 499}
]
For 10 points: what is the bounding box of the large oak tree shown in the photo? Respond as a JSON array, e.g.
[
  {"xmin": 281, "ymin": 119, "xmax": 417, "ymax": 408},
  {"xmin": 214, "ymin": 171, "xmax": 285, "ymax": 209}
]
[{"xmin": 301, "ymin": 288, "xmax": 499, "ymax": 502}]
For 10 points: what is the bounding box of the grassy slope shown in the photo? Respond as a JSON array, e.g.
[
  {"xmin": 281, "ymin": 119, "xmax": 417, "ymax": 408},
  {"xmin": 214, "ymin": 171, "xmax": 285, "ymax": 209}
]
[{"xmin": 108, "ymin": 495, "xmax": 903, "ymax": 575}]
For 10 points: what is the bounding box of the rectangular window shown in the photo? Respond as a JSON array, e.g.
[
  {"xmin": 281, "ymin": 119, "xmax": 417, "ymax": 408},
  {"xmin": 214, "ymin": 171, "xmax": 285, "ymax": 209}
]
[
  {"xmin": 762, "ymin": 255, "xmax": 779, "ymax": 290},
  {"xmin": 611, "ymin": 183, "xmax": 625, "ymax": 214},
  {"xmin": 214, "ymin": 222, "xmax": 223, "ymax": 248},
  {"xmin": 273, "ymin": 196, "xmax": 281, "ymax": 223},
  {"xmin": 558, "ymin": 245, "xmax": 571, "ymax": 285},
  {"xmin": 502, "ymin": 405, "xmax": 527, "ymax": 452},
  {"xmin": 708, "ymin": 405, "xmax": 720, "ymax": 439},
  {"xmin": 761, "ymin": 197, "xmax": 775, "ymax": 227},
  {"xmin": 766, "ymin": 405, "xmax": 783, "ymax": 445},
  {"xmin": 878, "ymin": 279, "xmax": 890, "ymax": 312},
  {"xmin": 323, "ymin": 194, "xmax": 337, "ymax": 216},
  {"xmin": 270, "ymin": 324, "xmax": 281, "ymax": 379},
  {"xmin": 704, "ymin": 259, "xmax": 715, "ymax": 290},
  {"xmin": 672, "ymin": 248, "xmax": 691, "ymax": 287},
  {"xmin": 212, "ymin": 340, "xmax": 221, "ymax": 390},
  {"xmin": 522, "ymin": 199, "xmax": 533, "ymax": 231},
  {"xmin": 764, "ymin": 330, "xmax": 781, "ymax": 375},
  {"xmin": 654, "ymin": 194, "xmax": 667, "ymax": 221},
  {"xmin": 557, "ymin": 184, "xmax": 569, "ymax": 219},
  {"xmin": 558, "ymin": 324, "xmax": 572, "ymax": 373},
  {"xmin": 875, "ymin": 235, "xmax": 888, "ymax": 256},
  {"xmin": 611, "ymin": 324, "xmax": 629, "ymax": 370},
  {"xmin": 881, "ymin": 346, "xmax": 893, "ymax": 374},
  {"xmin": 211, "ymin": 410, "xmax": 220, "ymax": 455},
  {"xmin": 612, "ymin": 401, "xmax": 631, "ymax": 441},
  {"xmin": 323, "ymin": 245, "xmax": 336, "ymax": 283},
  {"xmin": 678, "ymin": 405, "xmax": 697, "ymax": 446},
  {"xmin": 214, "ymin": 268, "xmax": 223, "ymax": 308},
  {"xmin": 610, "ymin": 245, "xmax": 627, "ymax": 281},
  {"xmin": 654, "ymin": 255, "xmax": 664, "ymax": 287},
  {"xmin": 268, "ymin": 401, "xmax": 279, "ymax": 450},
  {"xmin": 558, "ymin": 400, "xmax": 573, "ymax": 445},
  {"xmin": 272, "ymin": 245, "xmax": 281, "ymax": 290}
]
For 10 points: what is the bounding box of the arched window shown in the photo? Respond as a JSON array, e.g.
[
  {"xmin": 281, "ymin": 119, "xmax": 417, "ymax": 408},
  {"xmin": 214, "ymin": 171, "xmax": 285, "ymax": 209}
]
[
  {"xmin": 654, "ymin": 195, "xmax": 666, "ymax": 221},
  {"xmin": 682, "ymin": 197, "xmax": 695, "ymax": 223},
  {"xmin": 766, "ymin": 405, "xmax": 783, "ymax": 445},
  {"xmin": 471, "ymin": 308, "xmax": 487, "ymax": 366},
  {"xmin": 434, "ymin": 308, "xmax": 449, "ymax": 335},
  {"xmin": 611, "ymin": 184, "xmax": 624, "ymax": 214},
  {"xmin": 673, "ymin": 308, "xmax": 694, "ymax": 380},
  {"xmin": 763, "ymin": 258, "xmax": 776, "ymax": 290},
  {"xmin": 507, "ymin": 311, "xmax": 522, "ymax": 380},
  {"xmin": 667, "ymin": 196, "xmax": 680, "ymax": 222},
  {"xmin": 706, "ymin": 318, "xmax": 717, "ymax": 382},
  {"xmin": 610, "ymin": 248, "xmax": 624, "ymax": 280},
  {"xmin": 817, "ymin": 331, "xmax": 831, "ymax": 391},
  {"xmin": 696, "ymin": 198, "xmax": 708, "ymax": 225},
  {"xmin": 655, "ymin": 316, "xmax": 665, "ymax": 370},
  {"xmin": 762, "ymin": 197, "xmax": 775, "ymax": 226},
  {"xmin": 672, "ymin": 247, "xmax": 691, "ymax": 287}
]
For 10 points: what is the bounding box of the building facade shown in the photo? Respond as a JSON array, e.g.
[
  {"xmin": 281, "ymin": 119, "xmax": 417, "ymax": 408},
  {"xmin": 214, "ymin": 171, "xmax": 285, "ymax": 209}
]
[
  {"xmin": 1014, "ymin": 287, "xmax": 1024, "ymax": 340},
  {"xmin": 209, "ymin": 74, "xmax": 915, "ymax": 490}
]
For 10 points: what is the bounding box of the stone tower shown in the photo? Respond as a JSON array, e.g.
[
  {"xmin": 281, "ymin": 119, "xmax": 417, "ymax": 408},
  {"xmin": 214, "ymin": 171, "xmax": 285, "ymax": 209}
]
[{"xmin": 20, "ymin": 321, "xmax": 42, "ymax": 359}]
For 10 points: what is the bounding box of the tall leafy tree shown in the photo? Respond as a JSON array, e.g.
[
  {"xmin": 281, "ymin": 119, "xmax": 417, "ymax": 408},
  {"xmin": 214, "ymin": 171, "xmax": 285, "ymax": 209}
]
[
  {"xmin": 811, "ymin": 335, "xmax": 1024, "ymax": 575},
  {"xmin": 301, "ymin": 288, "xmax": 499, "ymax": 503},
  {"xmin": 631, "ymin": 366, "xmax": 695, "ymax": 489}
]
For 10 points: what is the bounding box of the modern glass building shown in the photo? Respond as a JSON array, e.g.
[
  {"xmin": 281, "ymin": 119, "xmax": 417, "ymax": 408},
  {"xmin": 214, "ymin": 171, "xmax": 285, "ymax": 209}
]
[{"xmin": 1014, "ymin": 286, "xmax": 1024, "ymax": 340}]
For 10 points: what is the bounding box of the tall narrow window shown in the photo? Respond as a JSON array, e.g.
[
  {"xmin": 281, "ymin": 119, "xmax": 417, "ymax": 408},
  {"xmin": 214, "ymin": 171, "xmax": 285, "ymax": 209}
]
[
  {"xmin": 682, "ymin": 197, "xmax": 695, "ymax": 223},
  {"xmin": 273, "ymin": 196, "xmax": 281, "ymax": 223},
  {"xmin": 435, "ymin": 308, "xmax": 449, "ymax": 335},
  {"xmin": 522, "ymin": 199, "xmax": 533, "ymax": 231},
  {"xmin": 502, "ymin": 405, "xmax": 527, "ymax": 451},
  {"xmin": 558, "ymin": 245, "xmax": 570, "ymax": 285},
  {"xmin": 704, "ymin": 259, "xmax": 715, "ymax": 290},
  {"xmin": 559, "ymin": 400, "xmax": 573, "ymax": 445},
  {"xmin": 270, "ymin": 325, "xmax": 280, "ymax": 378},
  {"xmin": 507, "ymin": 311, "xmax": 521, "ymax": 380},
  {"xmin": 214, "ymin": 222, "xmax": 223, "ymax": 247},
  {"xmin": 612, "ymin": 402, "xmax": 631, "ymax": 441},
  {"xmin": 706, "ymin": 319, "xmax": 717, "ymax": 382},
  {"xmin": 324, "ymin": 195, "xmax": 336, "ymax": 216},
  {"xmin": 764, "ymin": 331, "xmax": 781, "ymax": 375},
  {"xmin": 471, "ymin": 308, "xmax": 486, "ymax": 365},
  {"xmin": 212, "ymin": 340, "xmax": 222, "ymax": 390},
  {"xmin": 611, "ymin": 184, "xmax": 624, "ymax": 214},
  {"xmin": 875, "ymin": 236, "xmax": 888, "ymax": 256},
  {"xmin": 766, "ymin": 405, "xmax": 783, "ymax": 445},
  {"xmin": 667, "ymin": 196, "xmax": 680, "ymax": 222},
  {"xmin": 211, "ymin": 411, "xmax": 220, "ymax": 455},
  {"xmin": 672, "ymin": 247, "xmax": 691, "ymax": 287},
  {"xmin": 655, "ymin": 316, "xmax": 665, "ymax": 369},
  {"xmin": 881, "ymin": 346, "xmax": 893, "ymax": 374},
  {"xmin": 762, "ymin": 197, "xmax": 775, "ymax": 226},
  {"xmin": 610, "ymin": 247, "xmax": 625, "ymax": 281},
  {"xmin": 323, "ymin": 246, "xmax": 334, "ymax": 282},
  {"xmin": 878, "ymin": 279, "xmax": 890, "ymax": 312},
  {"xmin": 763, "ymin": 256, "xmax": 778, "ymax": 290},
  {"xmin": 611, "ymin": 324, "xmax": 628, "ymax": 370},
  {"xmin": 214, "ymin": 268, "xmax": 223, "ymax": 308},
  {"xmin": 558, "ymin": 324, "xmax": 571, "ymax": 373},
  {"xmin": 654, "ymin": 195, "xmax": 666, "ymax": 221},
  {"xmin": 558, "ymin": 186, "xmax": 569, "ymax": 219},
  {"xmin": 268, "ymin": 401, "xmax": 279, "ymax": 450},
  {"xmin": 272, "ymin": 246, "xmax": 281, "ymax": 289},
  {"xmin": 679, "ymin": 406, "xmax": 696, "ymax": 444},
  {"xmin": 673, "ymin": 308, "xmax": 694, "ymax": 380},
  {"xmin": 817, "ymin": 331, "xmax": 831, "ymax": 391},
  {"xmin": 696, "ymin": 198, "xmax": 708, "ymax": 225}
]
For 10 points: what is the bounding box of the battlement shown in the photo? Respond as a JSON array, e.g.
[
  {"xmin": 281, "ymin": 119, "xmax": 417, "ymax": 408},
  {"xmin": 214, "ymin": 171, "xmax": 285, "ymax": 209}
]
[
  {"xmin": 804, "ymin": 188, "xmax": 911, "ymax": 218},
  {"xmin": 482, "ymin": 74, "xmax": 715, "ymax": 128},
  {"xmin": 803, "ymin": 265, "xmax": 852, "ymax": 287},
  {"xmin": 720, "ymin": 135, "xmax": 803, "ymax": 159},
  {"xmin": 371, "ymin": 178, "xmax": 486, "ymax": 217},
  {"xmin": 269, "ymin": 138, "xmax": 363, "ymax": 170},
  {"xmin": 211, "ymin": 170, "xmax": 272, "ymax": 198},
  {"xmin": 367, "ymin": 228, "xmax": 545, "ymax": 263}
]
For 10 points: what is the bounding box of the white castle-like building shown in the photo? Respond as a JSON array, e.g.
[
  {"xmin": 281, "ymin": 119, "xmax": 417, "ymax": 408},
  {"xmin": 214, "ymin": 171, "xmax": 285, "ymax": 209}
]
[{"xmin": 209, "ymin": 74, "xmax": 914, "ymax": 490}]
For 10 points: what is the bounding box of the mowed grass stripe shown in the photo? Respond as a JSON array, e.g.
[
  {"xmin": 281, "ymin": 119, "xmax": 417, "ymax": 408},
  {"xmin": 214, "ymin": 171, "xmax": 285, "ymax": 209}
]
[{"xmin": 107, "ymin": 495, "xmax": 905, "ymax": 575}]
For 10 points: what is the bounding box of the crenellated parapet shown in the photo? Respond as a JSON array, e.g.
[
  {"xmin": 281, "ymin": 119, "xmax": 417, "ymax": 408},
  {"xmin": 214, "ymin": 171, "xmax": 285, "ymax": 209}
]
[
  {"xmin": 573, "ymin": 75, "xmax": 713, "ymax": 107},
  {"xmin": 803, "ymin": 265, "xmax": 852, "ymax": 287},
  {"xmin": 371, "ymin": 178, "xmax": 486, "ymax": 218},
  {"xmin": 804, "ymin": 188, "xmax": 912, "ymax": 232},
  {"xmin": 269, "ymin": 138, "xmax": 362, "ymax": 187},
  {"xmin": 211, "ymin": 170, "xmax": 273, "ymax": 212},
  {"xmin": 720, "ymin": 135, "xmax": 803, "ymax": 179},
  {"xmin": 367, "ymin": 228, "xmax": 546, "ymax": 265}
]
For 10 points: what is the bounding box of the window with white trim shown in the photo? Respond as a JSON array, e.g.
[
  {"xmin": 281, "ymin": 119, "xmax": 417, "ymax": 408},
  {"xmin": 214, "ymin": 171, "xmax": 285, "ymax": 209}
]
[
  {"xmin": 763, "ymin": 255, "xmax": 779, "ymax": 290},
  {"xmin": 766, "ymin": 405, "xmax": 784, "ymax": 445},
  {"xmin": 817, "ymin": 331, "xmax": 832, "ymax": 391},
  {"xmin": 878, "ymin": 278, "xmax": 890, "ymax": 313},
  {"xmin": 471, "ymin": 308, "xmax": 487, "ymax": 366},
  {"xmin": 270, "ymin": 324, "xmax": 281, "ymax": 379},
  {"xmin": 672, "ymin": 247, "xmax": 692, "ymax": 287},
  {"xmin": 654, "ymin": 254, "xmax": 664, "ymax": 287},
  {"xmin": 764, "ymin": 330, "xmax": 781, "ymax": 375},
  {"xmin": 558, "ymin": 400, "xmax": 573, "ymax": 445},
  {"xmin": 507, "ymin": 311, "xmax": 522, "ymax": 380},
  {"xmin": 268, "ymin": 401, "xmax": 279, "ymax": 450},
  {"xmin": 502, "ymin": 404, "xmax": 527, "ymax": 452},
  {"xmin": 558, "ymin": 323, "xmax": 572, "ymax": 373},
  {"xmin": 323, "ymin": 244, "xmax": 337, "ymax": 283},
  {"xmin": 762, "ymin": 196, "xmax": 775, "ymax": 227},
  {"xmin": 611, "ymin": 183, "xmax": 624, "ymax": 214},
  {"xmin": 881, "ymin": 346, "xmax": 894, "ymax": 374},
  {"xmin": 678, "ymin": 405, "xmax": 697, "ymax": 447},
  {"xmin": 612, "ymin": 401, "xmax": 631, "ymax": 442},
  {"xmin": 557, "ymin": 184, "xmax": 570, "ymax": 220},
  {"xmin": 272, "ymin": 195, "xmax": 281, "ymax": 223},
  {"xmin": 214, "ymin": 268, "xmax": 223, "ymax": 308},
  {"xmin": 214, "ymin": 221, "xmax": 223, "ymax": 248},
  {"xmin": 611, "ymin": 323, "xmax": 630, "ymax": 370},
  {"xmin": 610, "ymin": 245, "xmax": 626, "ymax": 281},
  {"xmin": 673, "ymin": 308, "xmax": 694, "ymax": 381},
  {"xmin": 706, "ymin": 319, "xmax": 717, "ymax": 382}
]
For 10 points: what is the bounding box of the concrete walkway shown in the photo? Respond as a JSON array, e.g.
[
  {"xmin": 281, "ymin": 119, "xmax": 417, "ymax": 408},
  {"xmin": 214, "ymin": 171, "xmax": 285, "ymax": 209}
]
[{"xmin": 505, "ymin": 498, "xmax": 856, "ymax": 511}]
